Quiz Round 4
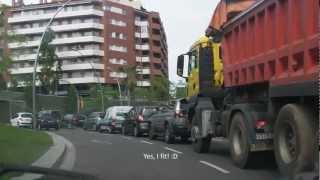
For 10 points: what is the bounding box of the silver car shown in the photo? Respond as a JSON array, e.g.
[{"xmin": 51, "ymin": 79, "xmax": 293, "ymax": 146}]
[{"xmin": 10, "ymin": 112, "xmax": 33, "ymax": 128}]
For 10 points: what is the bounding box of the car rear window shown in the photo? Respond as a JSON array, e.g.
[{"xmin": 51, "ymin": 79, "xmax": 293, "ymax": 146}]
[{"xmin": 21, "ymin": 114, "xmax": 32, "ymax": 118}]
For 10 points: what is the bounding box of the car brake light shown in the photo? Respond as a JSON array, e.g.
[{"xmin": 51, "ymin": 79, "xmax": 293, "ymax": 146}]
[
  {"xmin": 138, "ymin": 115, "xmax": 144, "ymax": 121},
  {"xmin": 255, "ymin": 119, "xmax": 268, "ymax": 129}
]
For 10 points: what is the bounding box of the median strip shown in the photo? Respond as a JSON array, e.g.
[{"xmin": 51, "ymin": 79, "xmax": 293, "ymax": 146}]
[
  {"xmin": 199, "ymin": 160, "xmax": 230, "ymax": 174},
  {"xmin": 140, "ymin": 140, "xmax": 153, "ymax": 145},
  {"xmin": 164, "ymin": 147, "xmax": 183, "ymax": 154}
]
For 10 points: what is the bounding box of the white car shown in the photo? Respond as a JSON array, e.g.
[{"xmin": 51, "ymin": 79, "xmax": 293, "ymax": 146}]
[{"xmin": 10, "ymin": 112, "xmax": 33, "ymax": 128}]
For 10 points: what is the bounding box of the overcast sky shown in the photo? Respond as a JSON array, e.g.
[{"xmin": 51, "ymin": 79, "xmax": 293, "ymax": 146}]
[{"xmin": 0, "ymin": 0, "xmax": 219, "ymax": 83}]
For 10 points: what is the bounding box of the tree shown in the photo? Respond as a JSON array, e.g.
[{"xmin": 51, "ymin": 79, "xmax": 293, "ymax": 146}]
[
  {"xmin": 150, "ymin": 75, "xmax": 170, "ymax": 101},
  {"xmin": 0, "ymin": 5, "xmax": 25, "ymax": 89},
  {"xmin": 38, "ymin": 28, "xmax": 60, "ymax": 95},
  {"xmin": 65, "ymin": 85, "xmax": 78, "ymax": 113},
  {"xmin": 119, "ymin": 65, "xmax": 137, "ymax": 104}
]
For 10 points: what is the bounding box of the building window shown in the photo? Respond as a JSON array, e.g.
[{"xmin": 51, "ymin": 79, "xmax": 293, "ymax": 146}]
[
  {"xmin": 104, "ymin": 5, "xmax": 126, "ymax": 15},
  {"xmin": 109, "ymin": 45, "xmax": 127, "ymax": 52},
  {"xmin": 109, "ymin": 58, "xmax": 127, "ymax": 65},
  {"xmin": 111, "ymin": 32, "xmax": 127, "ymax": 40},
  {"xmin": 110, "ymin": 19, "xmax": 127, "ymax": 27}
]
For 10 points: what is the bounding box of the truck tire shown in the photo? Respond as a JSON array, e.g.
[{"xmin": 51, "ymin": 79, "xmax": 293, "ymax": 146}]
[
  {"xmin": 229, "ymin": 112, "xmax": 253, "ymax": 168},
  {"xmin": 149, "ymin": 126, "xmax": 156, "ymax": 140},
  {"xmin": 134, "ymin": 126, "xmax": 140, "ymax": 137},
  {"xmin": 274, "ymin": 104, "xmax": 316, "ymax": 176},
  {"xmin": 164, "ymin": 126, "xmax": 175, "ymax": 144},
  {"xmin": 193, "ymin": 136, "xmax": 211, "ymax": 153}
]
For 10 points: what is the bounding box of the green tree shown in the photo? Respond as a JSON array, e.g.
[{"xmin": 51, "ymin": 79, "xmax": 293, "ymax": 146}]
[
  {"xmin": 65, "ymin": 85, "xmax": 78, "ymax": 113},
  {"xmin": 38, "ymin": 29, "xmax": 60, "ymax": 95},
  {"xmin": 0, "ymin": 5, "xmax": 25, "ymax": 89},
  {"xmin": 119, "ymin": 65, "xmax": 137, "ymax": 104},
  {"xmin": 150, "ymin": 75, "xmax": 170, "ymax": 101}
]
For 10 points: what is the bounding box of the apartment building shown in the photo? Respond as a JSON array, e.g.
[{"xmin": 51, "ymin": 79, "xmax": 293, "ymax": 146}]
[{"xmin": 6, "ymin": 0, "xmax": 168, "ymax": 92}]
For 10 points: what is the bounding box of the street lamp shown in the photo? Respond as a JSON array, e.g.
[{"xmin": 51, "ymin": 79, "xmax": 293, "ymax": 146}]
[
  {"xmin": 32, "ymin": 0, "xmax": 72, "ymax": 129},
  {"xmin": 105, "ymin": 67, "xmax": 122, "ymax": 105},
  {"xmin": 70, "ymin": 48, "xmax": 105, "ymax": 111}
]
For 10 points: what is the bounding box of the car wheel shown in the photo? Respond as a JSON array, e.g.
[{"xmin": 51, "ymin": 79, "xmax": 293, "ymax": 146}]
[
  {"xmin": 164, "ymin": 126, "xmax": 175, "ymax": 144},
  {"xmin": 274, "ymin": 104, "xmax": 317, "ymax": 176},
  {"xmin": 229, "ymin": 112, "xmax": 253, "ymax": 169},
  {"xmin": 134, "ymin": 126, "xmax": 140, "ymax": 137}
]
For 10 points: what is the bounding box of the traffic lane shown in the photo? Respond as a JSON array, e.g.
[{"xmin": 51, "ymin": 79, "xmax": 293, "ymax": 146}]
[
  {"xmin": 139, "ymin": 136, "xmax": 281, "ymax": 180},
  {"xmin": 56, "ymin": 129, "xmax": 281, "ymax": 180},
  {"xmin": 57, "ymin": 129, "xmax": 226, "ymax": 180}
]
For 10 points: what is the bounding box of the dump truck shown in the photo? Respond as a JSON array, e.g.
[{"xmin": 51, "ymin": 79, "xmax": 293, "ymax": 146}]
[{"xmin": 176, "ymin": 0, "xmax": 319, "ymax": 176}]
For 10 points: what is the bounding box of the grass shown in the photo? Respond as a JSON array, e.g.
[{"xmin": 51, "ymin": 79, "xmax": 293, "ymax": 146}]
[{"xmin": 0, "ymin": 124, "xmax": 53, "ymax": 179}]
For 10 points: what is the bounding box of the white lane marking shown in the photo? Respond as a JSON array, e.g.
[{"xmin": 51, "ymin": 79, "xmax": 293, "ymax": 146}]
[
  {"xmin": 164, "ymin": 147, "xmax": 183, "ymax": 154},
  {"xmin": 91, "ymin": 139, "xmax": 112, "ymax": 145},
  {"xmin": 140, "ymin": 140, "xmax": 153, "ymax": 145},
  {"xmin": 199, "ymin": 160, "xmax": 230, "ymax": 174},
  {"xmin": 122, "ymin": 136, "xmax": 132, "ymax": 140}
]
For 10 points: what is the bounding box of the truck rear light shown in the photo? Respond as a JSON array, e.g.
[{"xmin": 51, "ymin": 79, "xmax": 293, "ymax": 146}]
[{"xmin": 255, "ymin": 120, "xmax": 268, "ymax": 129}]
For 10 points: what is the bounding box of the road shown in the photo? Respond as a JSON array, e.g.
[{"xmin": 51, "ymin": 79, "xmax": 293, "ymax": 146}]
[{"xmin": 56, "ymin": 129, "xmax": 282, "ymax": 180}]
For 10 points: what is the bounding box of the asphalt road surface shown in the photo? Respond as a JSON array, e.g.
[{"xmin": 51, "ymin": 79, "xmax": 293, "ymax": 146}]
[{"xmin": 56, "ymin": 129, "xmax": 282, "ymax": 180}]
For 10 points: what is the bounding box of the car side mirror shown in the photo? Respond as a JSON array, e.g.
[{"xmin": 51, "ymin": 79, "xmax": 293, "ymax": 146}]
[{"xmin": 177, "ymin": 54, "xmax": 189, "ymax": 78}]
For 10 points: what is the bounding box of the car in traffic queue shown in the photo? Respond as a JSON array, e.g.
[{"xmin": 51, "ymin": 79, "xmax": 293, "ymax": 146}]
[
  {"xmin": 122, "ymin": 106, "xmax": 159, "ymax": 137},
  {"xmin": 37, "ymin": 110, "xmax": 61, "ymax": 130},
  {"xmin": 10, "ymin": 112, "xmax": 33, "ymax": 128},
  {"xmin": 148, "ymin": 106, "xmax": 190, "ymax": 144},
  {"xmin": 83, "ymin": 112, "xmax": 105, "ymax": 131},
  {"xmin": 98, "ymin": 106, "xmax": 133, "ymax": 133}
]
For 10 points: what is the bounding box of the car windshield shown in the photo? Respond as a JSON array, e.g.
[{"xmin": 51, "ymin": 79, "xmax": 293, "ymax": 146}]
[
  {"xmin": 0, "ymin": 1, "xmax": 316, "ymax": 180},
  {"xmin": 21, "ymin": 114, "xmax": 32, "ymax": 118}
]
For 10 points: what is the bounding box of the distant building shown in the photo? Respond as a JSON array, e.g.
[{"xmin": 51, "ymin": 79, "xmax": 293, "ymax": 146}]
[{"xmin": 6, "ymin": 0, "xmax": 168, "ymax": 92}]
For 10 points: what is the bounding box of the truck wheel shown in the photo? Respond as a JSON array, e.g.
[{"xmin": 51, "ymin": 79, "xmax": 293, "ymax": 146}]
[
  {"xmin": 164, "ymin": 126, "xmax": 175, "ymax": 144},
  {"xmin": 193, "ymin": 136, "xmax": 211, "ymax": 153},
  {"xmin": 134, "ymin": 126, "xmax": 140, "ymax": 137},
  {"xmin": 149, "ymin": 127, "xmax": 156, "ymax": 140},
  {"xmin": 229, "ymin": 112, "xmax": 252, "ymax": 168},
  {"xmin": 122, "ymin": 126, "xmax": 126, "ymax": 136},
  {"xmin": 274, "ymin": 104, "xmax": 316, "ymax": 176}
]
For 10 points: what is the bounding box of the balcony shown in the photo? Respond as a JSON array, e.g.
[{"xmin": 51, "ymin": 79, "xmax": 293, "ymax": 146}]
[
  {"xmin": 10, "ymin": 23, "xmax": 104, "ymax": 35},
  {"xmin": 135, "ymin": 44, "xmax": 150, "ymax": 50},
  {"xmin": 10, "ymin": 67, "xmax": 40, "ymax": 75},
  {"xmin": 136, "ymin": 68, "xmax": 150, "ymax": 75},
  {"xmin": 9, "ymin": 36, "xmax": 104, "ymax": 49},
  {"xmin": 59, "ymin": 77, "xmax": 105, "ymax": 84},
  {"xmin": 135, "ymin": 20, "xmax": 149, "ymax": 26},
  {"xmin": 62, "ymin": 63, "xmax": 104, "ymax": 71},
  {"xmin": 12, "ymin": 50, "xmax": 105, "ymax": 61},
  {"xmin": 136, "ymin": 56, "xmax": 150, "ymax": 63},
  {"xmin": 137, "ymin": 81, "xmax": 151, "ymax": 87},
  {"xmin": 135, "ymin": 32, "xmax": 149, "ymax": 38},
  {"xmin": 8, "ymin": 9, "xmax": 104, "ymax": 23}
]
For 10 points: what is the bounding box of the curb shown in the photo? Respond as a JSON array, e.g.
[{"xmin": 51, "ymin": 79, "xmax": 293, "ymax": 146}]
[{"xmin": 12, "ymin": 131, "xmax": 73, "ymax": 180}]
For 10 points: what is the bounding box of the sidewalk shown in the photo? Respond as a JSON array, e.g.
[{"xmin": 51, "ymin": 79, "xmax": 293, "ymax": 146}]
[{"xmin": 12, "ymin": 131, "xmax": 75, "ymax": 180}]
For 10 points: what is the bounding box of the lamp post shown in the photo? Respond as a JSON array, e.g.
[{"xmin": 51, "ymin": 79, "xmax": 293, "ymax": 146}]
[
  {"xmin": 71, "ymin": 48, "xmax": 105, "ymax": 111},
  {"xmin": 32, "ymin": 0, "xmax": 72, "ymax": 129},
  {"xmin": 105, "ymin": 67, "xmax": 122, "ymax": 105}
]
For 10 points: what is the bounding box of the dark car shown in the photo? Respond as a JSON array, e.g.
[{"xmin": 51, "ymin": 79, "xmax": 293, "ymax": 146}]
[
  {"xmin": 148, "ymin": 105, "xmax": 190, "ymax": 144},
  {"xmin": 72, "ymin": 114, "xmax": 87, "ymax": 127},
  {"xmin": 122, "ymin": 106, "xmax": 159, "ymax": 137},
  {"xmin": 37, "ymin": 110, "xmax": 61, "ymax": 130},
  {"xmin": 83, "ymin": 112, "xmax": 105, "ymax": 131},
  {"xmin": 98, "ymin": 106, "xmax": 133, "ymax": 133}
]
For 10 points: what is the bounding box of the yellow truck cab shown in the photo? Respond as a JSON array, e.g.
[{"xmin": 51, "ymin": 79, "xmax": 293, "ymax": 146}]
[{"xmin": 177, "ymin": 36, "xmax": 223, "ymax": 98}]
